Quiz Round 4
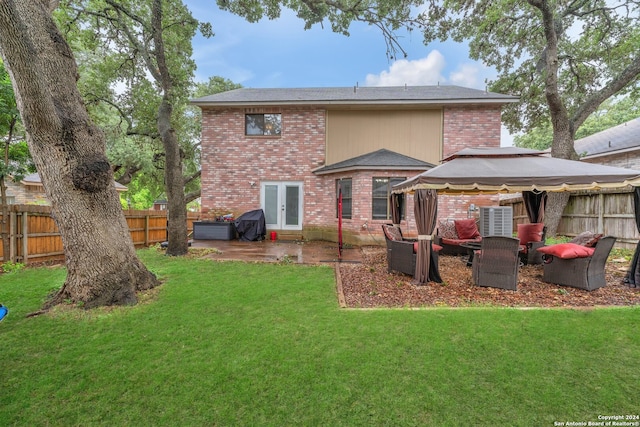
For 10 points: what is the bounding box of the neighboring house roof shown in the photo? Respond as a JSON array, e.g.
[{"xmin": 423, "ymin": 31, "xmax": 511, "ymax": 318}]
[
  {"xmin": 313, "ymin": 149, "xmax": 435, "ymax": 175},
  {"xmin": 575, "ymin": 117, "xmax": 640, "ymax": 160},
  {"xmin": 21, "ymin": 173, "xmax": 128, "ymax": 192},
  {"xmin": 191, "ymin": 85, "xmax": 519, "ymax": 107}
]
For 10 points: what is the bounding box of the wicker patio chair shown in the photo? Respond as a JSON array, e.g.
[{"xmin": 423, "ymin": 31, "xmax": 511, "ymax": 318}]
[
  {"xmin": 517, "ymin": 223, "xmax": 547, "ymax": 265},
  {"xmin": 472, "ymin": 235, "xmax": 520, "ymax": 290},
  {"xmin": 382, "ymin": 224, "xmax": 439, "ymax": 276},
  {"xmin": 542, "ymin": 235, "xmax": 616, "ymax": 291}
]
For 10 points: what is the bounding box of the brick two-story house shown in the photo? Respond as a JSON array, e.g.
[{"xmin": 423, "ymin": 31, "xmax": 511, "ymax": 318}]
[{"xmin": 192, "ymin": 85, "xmax": 518, "ymax": 244}]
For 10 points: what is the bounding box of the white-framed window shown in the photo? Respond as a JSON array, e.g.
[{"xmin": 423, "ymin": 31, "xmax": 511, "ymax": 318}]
[
  {"xmin": 336, "ymin": 178, "xmax": 352, "ymax": 219},
  {"xmin": 372, "ymin": 177, "xmax": 406, "ymax": 220}
]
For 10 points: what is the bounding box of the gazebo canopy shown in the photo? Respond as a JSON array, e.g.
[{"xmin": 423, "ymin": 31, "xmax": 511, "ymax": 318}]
[{"xmin": 393, "ymin": 147, "xmax": 640, "ymax": 195}]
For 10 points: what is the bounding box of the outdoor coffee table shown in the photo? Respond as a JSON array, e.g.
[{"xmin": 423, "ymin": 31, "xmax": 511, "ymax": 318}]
[{"xmin": 460, "ymin": 242, "xmax": 482, "ymax": 267}]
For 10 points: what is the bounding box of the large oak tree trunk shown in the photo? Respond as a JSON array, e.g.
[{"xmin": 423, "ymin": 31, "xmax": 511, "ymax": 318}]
[
  {"xmin": 0, "ymin": 0, "xmax": 159, "ymax": 309},
  {"xmin": 532, "ymin": 0, "xmax": 578, "ymax": 237},
  {"xmin": 159, "ymin": 98, "xmax": 188, "ymax": 256},
  {"xmin": 152, "ymin": 0, "xmax": 188, "ymax": 256}
]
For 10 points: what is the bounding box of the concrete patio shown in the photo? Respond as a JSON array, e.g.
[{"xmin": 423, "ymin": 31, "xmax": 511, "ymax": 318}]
[{"xmin": 190, "ymin": 238, "xmax": 364, "ymax": 264}]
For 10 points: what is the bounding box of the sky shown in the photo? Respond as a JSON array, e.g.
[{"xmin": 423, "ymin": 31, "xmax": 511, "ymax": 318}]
[{"xmin": 183, "ymin": 0, "xmax": 514, "ymax": 145}]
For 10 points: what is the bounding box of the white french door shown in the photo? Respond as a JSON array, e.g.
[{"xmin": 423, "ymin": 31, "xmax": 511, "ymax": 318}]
[{"xmin": 261, "ymin": 181, "xmax": 303, "ymax": 230}]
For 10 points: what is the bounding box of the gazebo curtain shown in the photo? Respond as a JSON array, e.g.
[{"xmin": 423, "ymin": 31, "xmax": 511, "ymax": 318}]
[
  {"xmin": 413, "ymin": 189, "xmax": 442, "ymax": 284},
  {"xmin": 390, "ymin": 193, "xmax": 404, "ymax": 225},
  {"xmin": 624, "ymin": 187, "xmax": 640, "ymax": 288},
  {"xmin": 522, "ymin": 191, "xmax": 547, "ymax": 223}
]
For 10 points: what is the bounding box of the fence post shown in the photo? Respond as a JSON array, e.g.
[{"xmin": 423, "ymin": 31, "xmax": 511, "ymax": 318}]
[
  {"xmin": 145, "ymin": 214, "xmax": 150, "ymax": 246},
  {"xmin": 9, "ymin": 210, "xmax": 16, "ymax": 263},
  {"xmin": 598, "ymin": 193, "xmax": 604, "ymax": 234},
  {"xmin": 22, "ymin": 210, "xmax": 28, "ymax": 264}
]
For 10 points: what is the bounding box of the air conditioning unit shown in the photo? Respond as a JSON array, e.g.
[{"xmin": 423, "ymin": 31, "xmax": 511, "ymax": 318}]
[{"xmin": 479, "ymin": 206, "xmax": 513, "ymax": 237}]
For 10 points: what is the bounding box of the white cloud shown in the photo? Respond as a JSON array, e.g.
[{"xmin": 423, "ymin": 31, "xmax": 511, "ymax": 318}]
[
  {"xmin": 449, "ymin": 63, "xmax": 482, "ymax": 88},
  {"xmin": 364, "ymin": 50, "xmax": 446, "ymax": 86},
  {"xmin": 364, "ymin": 50, "xmax": 498, "ymax": 91}
]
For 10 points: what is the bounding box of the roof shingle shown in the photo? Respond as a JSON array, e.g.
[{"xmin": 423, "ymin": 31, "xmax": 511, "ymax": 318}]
[
  {"xmin": 314, "ymin": 149, "xmax": 435, "ymax": 174},
  {"xmin": 191, "ymin": 85, "xmax": 518, "ymax": 107},
  {"xmin": 575, "ymin": 117, "xmax": 640, "ymax": 158}
]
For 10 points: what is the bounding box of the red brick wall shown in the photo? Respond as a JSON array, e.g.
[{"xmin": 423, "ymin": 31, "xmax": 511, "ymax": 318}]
[
  {"xmin": 443, "ymin": 105, "xmax": 502, "ymax": 157},
  {"xmin": 200, "ymin": 106, "xmax": 326, "ymax": 218},
  {"xmin": 200, "ymin": 104, "xmax": 504, "ymax": 243}
]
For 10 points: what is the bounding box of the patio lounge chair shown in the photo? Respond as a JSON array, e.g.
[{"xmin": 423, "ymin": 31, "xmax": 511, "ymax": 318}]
[
  {"xmin": 472, "ymin": 235, "xmax": 520, "ymax": 290},
  {"xmin": 540, "ymin": 235, "xmax": 616, "ymax": 291},
  {"xmin": 382, "ymin": 224, "xmax": 440, "ymax": 276}
]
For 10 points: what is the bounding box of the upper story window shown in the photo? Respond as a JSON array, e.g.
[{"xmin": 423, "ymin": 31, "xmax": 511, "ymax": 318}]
[{"xmin": 245, "ymin": 113, "xmax": 282, "ymax": 136}]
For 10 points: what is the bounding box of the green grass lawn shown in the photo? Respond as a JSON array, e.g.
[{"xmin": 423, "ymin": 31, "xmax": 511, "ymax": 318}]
[{"xmin": 1, "ymin": 248, "xmax": 639, "ymax": 426}]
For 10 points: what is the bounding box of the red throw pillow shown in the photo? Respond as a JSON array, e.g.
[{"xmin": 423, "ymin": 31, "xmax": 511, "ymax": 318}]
[
  {"xmin": 454, "ymin": 219, "xmax": 480, "ymax": 240},
  {"xmin": 537, "ymin": 243, "xmax": 595, "ymax": 259},
  {"xmin": 517, "ymin": 223, "xmax": 544, "ymax": 246}
]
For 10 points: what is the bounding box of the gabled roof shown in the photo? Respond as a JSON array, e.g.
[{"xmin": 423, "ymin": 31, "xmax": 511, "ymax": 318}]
[
  {"xmin": 191, "ymin": 85, "xmax": 519, "ymax": 108},
  {"xmin": 313, "ymin": 149, "xmax": 435, "ymax": 175},
  {"xmin": 575, "ymin": 117, "xmax": 640, "ymax": 159}
]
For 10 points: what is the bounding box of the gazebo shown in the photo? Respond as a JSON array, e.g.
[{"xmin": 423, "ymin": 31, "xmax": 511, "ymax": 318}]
[{"xmin": 392, "ymin": 147, "xmax": 640, "ymax": 284}]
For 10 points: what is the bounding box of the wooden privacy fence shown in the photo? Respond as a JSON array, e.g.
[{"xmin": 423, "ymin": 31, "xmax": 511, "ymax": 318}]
[
  {"xmin": 0, "ymin": 205, "xmax": 201, "ymax": 264},
  {"xmin": 501, "ymin": 188, "xmax": 640, "ymax": 249}
]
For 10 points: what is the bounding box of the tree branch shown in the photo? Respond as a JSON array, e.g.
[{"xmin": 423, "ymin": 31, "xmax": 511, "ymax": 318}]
[
  {"xmin": 113, "ymin": 164, "xmax": 142, "ymax": 185},
  {"xmin": 183, "ymin": 170, "xmax": 201, "ymax": 187},
  {"xmin": 184, "ymin": 189, "xmax": 200, "ymax": 205},
  {"xmin": 572, "ymin": 54, "xmax": 640, "ymax": 129}
]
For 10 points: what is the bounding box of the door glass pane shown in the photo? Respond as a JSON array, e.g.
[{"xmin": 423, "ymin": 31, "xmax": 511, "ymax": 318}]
[
  {"xmin": 285, "ymin": 186, "xmax": 299, "ymax": 226},
  {"xmin": 264, "ymin": 185, "xmax": 278, "ymax": 225}
]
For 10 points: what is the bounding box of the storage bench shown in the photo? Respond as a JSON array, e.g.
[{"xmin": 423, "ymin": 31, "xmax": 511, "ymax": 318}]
[{"xmin": 193, "ymin": 221, "xmax": 237, "ymax": 240}]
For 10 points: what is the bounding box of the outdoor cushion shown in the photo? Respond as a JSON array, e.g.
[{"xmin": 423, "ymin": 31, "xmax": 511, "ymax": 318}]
[
  {"xmin": 537, "ymin": 243, "xmax": 595, "ymax": 259},
  {"xmin": 441, "ymin": 237, "xmax": 482, "ymax": 246},
  {"xmin": 570, "ymin": 231, "xmax": 603, "ymax": 247},
  {"xmin": 517, "ymin": 223, "xmax": 545, "ymax": 246},
  {"xmin": 382, "ymin": 224, "xmax": 403, "ymax": 241},
  {"xmin": 413, "ymin": 242, "xmax": 443, "ymax": 253},
  {"xmin": 438, "ymin": 220, "xmax": 458, "ymax": 239},
  {"xmin": 454, "ymin": 219, "xmax": 481, "ymax": 240}
]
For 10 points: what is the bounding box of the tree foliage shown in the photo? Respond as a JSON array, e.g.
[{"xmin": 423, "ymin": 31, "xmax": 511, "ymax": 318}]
[
  {"xmin": 0, "ymin": 60, "xmax": 32, "ymax": 179},
  {"xmin": 56, "ymin": 2, "xmax": 240, "ymax": 218},
  {"xmin": 1, "ymin": 59, "xmax": 35, "ymax": 263},
  {"xmin": 515, "ymin": 96, "xmax": 640, "ymax": 151},
  {"xmin": 418, "ymin": 0, "xmax": 640, "ymax": 154},
  {"xmin": 217, "ymin": 0, "xmax": 422, "ymax": 59},
  {"xmin": 55, "ymin": 0, "xmax": 203, "ymax": 255}
]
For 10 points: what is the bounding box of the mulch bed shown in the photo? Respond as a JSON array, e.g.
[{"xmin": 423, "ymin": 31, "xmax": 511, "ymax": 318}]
[{"xmin": 338, "ymin": 246, "xmax": 640, "ymax": 308}]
